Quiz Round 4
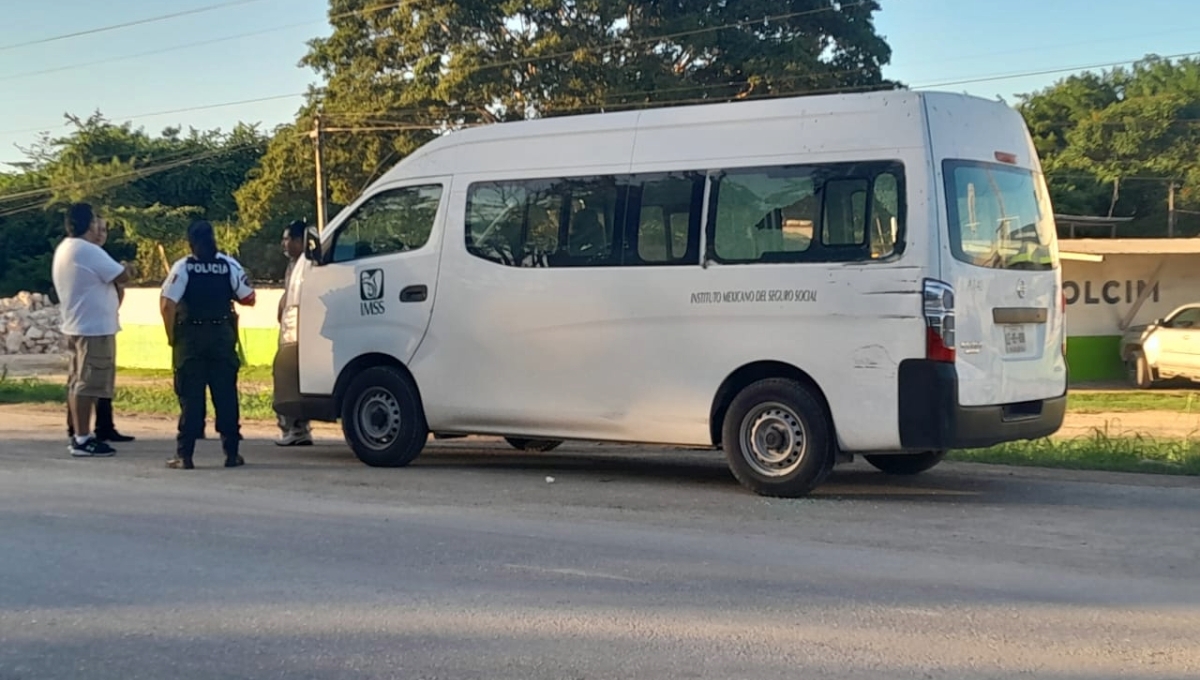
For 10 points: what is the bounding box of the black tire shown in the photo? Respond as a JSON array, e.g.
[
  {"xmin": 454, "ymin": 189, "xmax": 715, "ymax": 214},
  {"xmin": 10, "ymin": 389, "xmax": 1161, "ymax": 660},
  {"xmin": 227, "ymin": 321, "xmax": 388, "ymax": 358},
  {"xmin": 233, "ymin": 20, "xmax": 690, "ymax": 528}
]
[
  {"xmin": 721, "ymin": 378, "xmax": 834, "ymax": 498},
  {"xmin": 1127, "ymin": 351, "xmax": 1153, "ymax": 389},
  {"xmin": 505, "ymin": 437, "xmax": 563, "ymax": 452},
  {"xmin": 863, "ymin": 450, "xmax": 947, "ymax": 475},
  {"xmin": 340, "ymin": 365, "xmax": 428, "ymax": 467}
]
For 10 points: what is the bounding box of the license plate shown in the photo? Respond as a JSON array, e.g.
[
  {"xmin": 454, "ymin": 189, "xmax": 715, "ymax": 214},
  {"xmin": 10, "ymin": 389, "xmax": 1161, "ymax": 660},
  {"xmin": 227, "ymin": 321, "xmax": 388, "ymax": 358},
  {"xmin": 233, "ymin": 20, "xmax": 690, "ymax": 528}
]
[{"xmin": 1003, "ymin": 325, "xmax": 1027, "ymax": 354}]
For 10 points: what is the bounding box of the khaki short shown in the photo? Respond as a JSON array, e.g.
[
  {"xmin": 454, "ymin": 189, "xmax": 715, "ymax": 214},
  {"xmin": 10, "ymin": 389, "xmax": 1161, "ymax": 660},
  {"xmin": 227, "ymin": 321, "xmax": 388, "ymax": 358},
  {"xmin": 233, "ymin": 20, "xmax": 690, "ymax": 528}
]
[{"xmin": 65, "ymin": 335, "xmax": 116, "ymax": 399}]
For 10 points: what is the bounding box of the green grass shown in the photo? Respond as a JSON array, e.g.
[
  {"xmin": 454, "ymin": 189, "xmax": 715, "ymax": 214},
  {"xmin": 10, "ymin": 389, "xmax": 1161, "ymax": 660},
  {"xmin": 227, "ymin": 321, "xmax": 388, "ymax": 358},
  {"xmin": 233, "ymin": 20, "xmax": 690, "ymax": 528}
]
[
  {"xmin": 950, "ymin": 428, "xmax": 1200, "ymax": 476},
  {"xmin": 117, "ymin": 365, "xmax": 275, "ymax": 383},
  {"xmin": 3, "ymin": 370, "xmax": 1199, "ymax": 476},
  {"xmin": 1067, "ymin": 390, "xmax": 1200, "ymax": 413},
  {"xmin": 0, "ymin": 372, "xmax": 277, "ymax": 420},
  {"xmin": 0, "ymin": 376, "xmax": 65, "ymax": 404}
]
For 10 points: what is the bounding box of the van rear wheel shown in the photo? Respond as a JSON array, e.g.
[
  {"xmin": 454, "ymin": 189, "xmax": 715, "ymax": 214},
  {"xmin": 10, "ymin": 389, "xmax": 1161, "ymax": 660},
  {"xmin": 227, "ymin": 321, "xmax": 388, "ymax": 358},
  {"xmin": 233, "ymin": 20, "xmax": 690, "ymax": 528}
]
[
  {"xmin": 864, "ymin": 450, "xmax": 947, "ymax": 475},
  {"xmin": 505, "ymin": 437, "xmax": 563, "ymax": 452},
  {"xmin": 340, "ymin": 365, "xmax": 428, "ymax": 467},
  {"xmin": 721, "ymin": 378, "xmax": 834, "ymax": 498}
]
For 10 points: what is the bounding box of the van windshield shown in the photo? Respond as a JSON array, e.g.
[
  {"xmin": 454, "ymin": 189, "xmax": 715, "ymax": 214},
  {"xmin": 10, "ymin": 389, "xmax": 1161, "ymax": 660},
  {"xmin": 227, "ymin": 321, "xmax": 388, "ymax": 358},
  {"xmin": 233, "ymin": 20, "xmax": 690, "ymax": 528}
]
[{"xmin": 943, "ymin": 160, "xmax": 1058, "ymax": 271}]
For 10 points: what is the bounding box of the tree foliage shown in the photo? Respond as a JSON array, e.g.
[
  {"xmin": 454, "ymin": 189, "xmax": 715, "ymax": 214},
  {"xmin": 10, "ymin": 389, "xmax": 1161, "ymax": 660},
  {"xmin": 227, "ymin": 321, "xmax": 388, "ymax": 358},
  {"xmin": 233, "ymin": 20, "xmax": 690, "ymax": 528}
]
[
  {"xmin": 234, "ymin": 0, "xmax": 897, "ymax": 259},
  {"xmin": 0, "ymin": 114, "xmax": 270, "ymax": 294},
  {"xmin": 1017, "ymin": 55, "xmax": 1200, "ymax": 236}
]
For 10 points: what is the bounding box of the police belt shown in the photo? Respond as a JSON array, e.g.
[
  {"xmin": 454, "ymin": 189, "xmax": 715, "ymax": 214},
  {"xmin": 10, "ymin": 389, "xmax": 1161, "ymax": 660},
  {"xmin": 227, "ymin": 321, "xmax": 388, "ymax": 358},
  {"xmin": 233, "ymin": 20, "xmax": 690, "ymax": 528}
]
[{"xmin": 177, "ymin": 316, "xmax": 233, "ymax": 326}]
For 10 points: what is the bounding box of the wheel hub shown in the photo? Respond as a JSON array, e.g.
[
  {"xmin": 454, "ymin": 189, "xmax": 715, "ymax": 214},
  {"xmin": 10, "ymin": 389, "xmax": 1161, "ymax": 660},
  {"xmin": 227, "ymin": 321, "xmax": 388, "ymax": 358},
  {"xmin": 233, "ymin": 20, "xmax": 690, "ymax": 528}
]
[
  {"xmin": 357, "ymin": 388, "xmax": 402, "ymax": 450},
  {"xmin": 740, "ymin": 402, "xmax": 807, "ymax": 478}
]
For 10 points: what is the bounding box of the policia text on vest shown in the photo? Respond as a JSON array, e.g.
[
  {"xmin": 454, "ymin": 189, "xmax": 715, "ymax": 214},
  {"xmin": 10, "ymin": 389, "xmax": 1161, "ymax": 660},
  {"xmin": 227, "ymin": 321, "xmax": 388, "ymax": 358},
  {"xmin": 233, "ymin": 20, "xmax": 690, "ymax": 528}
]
[{"xmin": 159, "ymin": 220, "xmax": 258, "ymax": 470}]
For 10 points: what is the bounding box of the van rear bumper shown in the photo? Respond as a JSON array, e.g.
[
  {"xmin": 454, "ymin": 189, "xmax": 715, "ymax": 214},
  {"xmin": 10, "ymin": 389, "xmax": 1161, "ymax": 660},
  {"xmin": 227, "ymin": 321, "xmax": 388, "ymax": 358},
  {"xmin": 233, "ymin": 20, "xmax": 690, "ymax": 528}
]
[
  {"xmin": 272, "ymin": 343, "xmax": 338, "ymax": 422},
  {"xmin": 897, "ymin": 359, "xmax": 1066, "ymax": 450}
]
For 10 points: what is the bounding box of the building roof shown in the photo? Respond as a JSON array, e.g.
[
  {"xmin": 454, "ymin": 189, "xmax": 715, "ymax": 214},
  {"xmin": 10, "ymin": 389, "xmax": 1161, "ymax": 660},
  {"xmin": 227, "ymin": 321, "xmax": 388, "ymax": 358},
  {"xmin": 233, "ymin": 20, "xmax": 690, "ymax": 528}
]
[{"xmin": 1059, "ymin": 238, "xmax": 1200, "ymax": 255}]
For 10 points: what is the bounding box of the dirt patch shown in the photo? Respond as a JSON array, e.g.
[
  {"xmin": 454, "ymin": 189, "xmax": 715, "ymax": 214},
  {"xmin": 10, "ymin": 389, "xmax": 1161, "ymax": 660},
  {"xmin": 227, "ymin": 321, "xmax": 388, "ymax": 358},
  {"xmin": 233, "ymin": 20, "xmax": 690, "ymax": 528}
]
[{"xmin": 1056, "ymin": 410, "xmax": 1200, "ymax": 440}]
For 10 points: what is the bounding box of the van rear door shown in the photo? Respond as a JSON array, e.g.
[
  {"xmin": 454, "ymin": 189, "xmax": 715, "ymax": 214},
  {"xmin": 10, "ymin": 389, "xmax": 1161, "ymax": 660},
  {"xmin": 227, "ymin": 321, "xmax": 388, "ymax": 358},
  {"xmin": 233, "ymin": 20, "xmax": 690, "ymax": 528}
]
[
  {"xmin": 939, "ymin": 159, "xmax": 1066, "ymax": 406},
  {"xmin": 923, "ymin": 94, "xmax": 1067, "ymax": 407}
]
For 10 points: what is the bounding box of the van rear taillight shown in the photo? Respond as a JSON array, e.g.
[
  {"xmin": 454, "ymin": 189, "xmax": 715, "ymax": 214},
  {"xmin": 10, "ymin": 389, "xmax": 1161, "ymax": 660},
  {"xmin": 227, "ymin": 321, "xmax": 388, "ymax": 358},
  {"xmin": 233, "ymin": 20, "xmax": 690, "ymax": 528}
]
[{"xmin": 923, "ymin": 279, "xmax": 955, "ymax": 363}]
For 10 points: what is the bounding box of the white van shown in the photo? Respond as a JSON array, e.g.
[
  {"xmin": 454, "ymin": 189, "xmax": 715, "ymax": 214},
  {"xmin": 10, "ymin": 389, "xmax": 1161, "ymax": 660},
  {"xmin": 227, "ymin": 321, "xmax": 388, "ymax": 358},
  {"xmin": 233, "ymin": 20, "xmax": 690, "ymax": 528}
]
[{"xmin": 274, "ymin": 89, "xmax": 1067, "ymax": 497}]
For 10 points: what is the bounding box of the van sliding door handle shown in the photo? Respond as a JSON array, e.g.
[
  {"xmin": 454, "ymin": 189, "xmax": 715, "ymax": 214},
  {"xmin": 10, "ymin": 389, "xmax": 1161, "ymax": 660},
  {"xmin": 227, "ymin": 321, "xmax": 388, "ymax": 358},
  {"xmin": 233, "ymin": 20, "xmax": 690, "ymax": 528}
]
[{"xmin": 400, "ymin": 285, "xmax": 427, "ymax": 303}]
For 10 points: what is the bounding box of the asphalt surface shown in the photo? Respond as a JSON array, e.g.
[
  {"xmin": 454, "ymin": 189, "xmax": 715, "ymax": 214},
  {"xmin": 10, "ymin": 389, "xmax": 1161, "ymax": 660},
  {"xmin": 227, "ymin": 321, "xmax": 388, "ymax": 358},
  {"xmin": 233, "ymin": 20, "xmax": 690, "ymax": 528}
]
[{"xmin": 1, "ymin": 406, "xmax": 1198, "ymax": 679}]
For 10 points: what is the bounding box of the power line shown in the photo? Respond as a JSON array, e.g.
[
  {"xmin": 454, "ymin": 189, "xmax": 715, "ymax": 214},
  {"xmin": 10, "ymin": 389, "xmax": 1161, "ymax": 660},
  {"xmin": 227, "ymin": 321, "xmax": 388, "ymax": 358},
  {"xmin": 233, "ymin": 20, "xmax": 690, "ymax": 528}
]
[
  {"xmin": 0, "ymin": 0, "xmax": 270, "ymax": 52},
  {"xmin": 910, "ymin": 49, "xmax": 1200, "ymax": 90},
  {"xmin": 0, "ymin": 140, "xmax": 264, "ymax": 207},
  {"xmin": 6, "ymin": 10, "xmax": 1200, "ymax": 152},
  {"xmin": 1, "ymin": 3, "xmax": 860, "ymax": 134},
  {"xmin": 0, "ymin": 0, "xmax": 415, "ymax": 82},
  {"xmin": 0, "ymin": 22, "xmax": 317, "ymax": 83}
]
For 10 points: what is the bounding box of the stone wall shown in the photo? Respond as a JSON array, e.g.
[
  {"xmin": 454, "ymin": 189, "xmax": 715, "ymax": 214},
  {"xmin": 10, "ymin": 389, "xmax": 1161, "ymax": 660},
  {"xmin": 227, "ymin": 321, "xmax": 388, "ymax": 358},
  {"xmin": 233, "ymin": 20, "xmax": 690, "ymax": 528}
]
[{"xmin": 0, "ymin": 292, "xmax": 63, "ymax": 355}]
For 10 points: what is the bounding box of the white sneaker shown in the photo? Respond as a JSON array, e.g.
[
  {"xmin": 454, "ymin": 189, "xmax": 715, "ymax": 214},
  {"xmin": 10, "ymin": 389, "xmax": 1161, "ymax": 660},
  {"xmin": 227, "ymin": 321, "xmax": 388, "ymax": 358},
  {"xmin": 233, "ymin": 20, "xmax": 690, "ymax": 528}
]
[{"xmin": 275, "ymin": 431, "xmax": 313, "ymax": 447}]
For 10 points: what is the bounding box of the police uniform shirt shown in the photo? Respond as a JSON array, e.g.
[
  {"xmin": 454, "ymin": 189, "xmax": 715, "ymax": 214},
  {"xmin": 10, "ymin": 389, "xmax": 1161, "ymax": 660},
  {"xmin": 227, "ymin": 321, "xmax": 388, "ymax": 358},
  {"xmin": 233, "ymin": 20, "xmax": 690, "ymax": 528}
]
[{"xmin": 161, "ymin": 253, "xmax": 257, "ymax": 313}]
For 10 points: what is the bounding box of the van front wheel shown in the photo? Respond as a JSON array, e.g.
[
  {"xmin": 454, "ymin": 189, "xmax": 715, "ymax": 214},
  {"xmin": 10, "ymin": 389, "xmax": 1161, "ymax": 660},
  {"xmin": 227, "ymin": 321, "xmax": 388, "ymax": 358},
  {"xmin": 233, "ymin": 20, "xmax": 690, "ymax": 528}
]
[
  {"xmin": 864, "ymin": 450, "xmax": 947, "ymax": 475},
  {"xmin": 721, "ymin": 378, "xmax": 834, "ymax": 498},
  {"xmin": 340, "ymin": 365, "xmax": 428, "ymax": 468}
]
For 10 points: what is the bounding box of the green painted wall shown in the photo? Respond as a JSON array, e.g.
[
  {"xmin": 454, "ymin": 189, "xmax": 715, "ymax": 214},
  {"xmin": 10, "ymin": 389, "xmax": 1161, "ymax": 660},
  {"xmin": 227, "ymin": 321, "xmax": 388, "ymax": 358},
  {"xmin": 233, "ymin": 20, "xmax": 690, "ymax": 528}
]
[
  {"xmin": 116, "ymin": 324, "xmax": 279, "ymax": 369},
  {"xmin": 116, "ymin": 323, "xmax": 1125, "ymax": 384},
  {"xmin": 1066, "ymin": 335, "xmax": 1124, "ymax": 383}
]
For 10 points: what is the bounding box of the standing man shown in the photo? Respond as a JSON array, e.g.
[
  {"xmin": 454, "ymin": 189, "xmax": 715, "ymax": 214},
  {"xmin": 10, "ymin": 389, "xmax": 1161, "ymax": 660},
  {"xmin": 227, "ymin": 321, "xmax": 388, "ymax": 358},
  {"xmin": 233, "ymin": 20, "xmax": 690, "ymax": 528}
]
[
  {"xmin": 52, "ymin": 203, "xmax": 132, "ymax": 457},
  {"xmin": 274, "ymin": 219, "xmax": 313, "ymax": 446},
  {"xmin": 66, "ymin": 213, "xmax": 134, "ymax": 445},
  {"xmin": 160, "ymin": 220, "xmax": 257, "ymax": 470}
]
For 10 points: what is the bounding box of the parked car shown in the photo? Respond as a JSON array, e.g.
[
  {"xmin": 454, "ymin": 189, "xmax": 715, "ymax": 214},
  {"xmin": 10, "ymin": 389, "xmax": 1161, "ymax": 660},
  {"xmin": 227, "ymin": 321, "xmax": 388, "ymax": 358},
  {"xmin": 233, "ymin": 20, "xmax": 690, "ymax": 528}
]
[{"xmin": 1120, "ymin": 303, "xmax": 1200, "ymax": 388}]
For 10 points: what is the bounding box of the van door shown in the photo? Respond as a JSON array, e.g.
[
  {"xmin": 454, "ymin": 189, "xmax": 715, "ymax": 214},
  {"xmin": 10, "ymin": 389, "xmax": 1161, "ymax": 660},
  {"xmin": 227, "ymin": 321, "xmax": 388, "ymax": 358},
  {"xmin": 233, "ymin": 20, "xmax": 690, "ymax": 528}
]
[
  {"xmin": 938, "ymin": 158, "xmax": 1067, "ymax": 406},
  {"xmin": 297, "ymin": 178, "xmax": 448, "ymax": 396}
]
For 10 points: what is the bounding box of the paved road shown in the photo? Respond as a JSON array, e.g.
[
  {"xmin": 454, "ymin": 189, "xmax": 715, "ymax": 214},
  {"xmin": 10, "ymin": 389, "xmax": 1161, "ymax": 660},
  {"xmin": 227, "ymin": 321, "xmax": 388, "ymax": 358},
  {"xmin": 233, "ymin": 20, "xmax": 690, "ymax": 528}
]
[{"xmin": 1, "ymin": 406, "xmax": 1198, "ymax": 679}]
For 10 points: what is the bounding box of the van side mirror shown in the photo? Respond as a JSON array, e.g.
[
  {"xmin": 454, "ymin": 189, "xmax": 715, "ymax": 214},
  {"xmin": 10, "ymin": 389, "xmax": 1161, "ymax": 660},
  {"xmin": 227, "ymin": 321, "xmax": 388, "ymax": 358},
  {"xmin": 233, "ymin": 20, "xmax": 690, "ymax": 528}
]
[{"xmin": 304, "ymin": 226, "xmax": 322, "ymax": 264}]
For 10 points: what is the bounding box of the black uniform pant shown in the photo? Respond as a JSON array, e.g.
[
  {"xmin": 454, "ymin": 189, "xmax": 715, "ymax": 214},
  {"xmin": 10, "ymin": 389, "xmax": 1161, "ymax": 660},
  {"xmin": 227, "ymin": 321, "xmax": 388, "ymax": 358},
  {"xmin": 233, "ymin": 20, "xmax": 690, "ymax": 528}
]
[
  {"xmin": 173, "ymin": 322, "xmax": 241, "ymax": 459},
  {"xmin": 67, "ymin": 397, "xmax": 114, "ymax": 437}
]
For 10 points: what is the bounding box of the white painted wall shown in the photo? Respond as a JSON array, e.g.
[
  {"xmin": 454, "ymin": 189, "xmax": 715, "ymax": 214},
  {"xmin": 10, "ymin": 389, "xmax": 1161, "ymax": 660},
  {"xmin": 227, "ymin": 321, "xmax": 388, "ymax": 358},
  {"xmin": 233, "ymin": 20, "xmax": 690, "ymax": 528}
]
[
  {"xmin": 1062, "ymin": 254, "xmax": 1200, "ymax": 337},
  {"xmin": 117, "ymin": 287, "xmax": 284, "ymax": 327}
]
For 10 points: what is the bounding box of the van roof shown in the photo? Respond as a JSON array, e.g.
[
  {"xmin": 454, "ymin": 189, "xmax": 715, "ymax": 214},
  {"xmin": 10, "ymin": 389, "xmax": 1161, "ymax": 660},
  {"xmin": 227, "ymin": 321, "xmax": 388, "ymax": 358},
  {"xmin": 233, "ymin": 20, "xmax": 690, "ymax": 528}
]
[{"xmin": 376, "ymin": 89, "xmax": 1006, "ymax": 182}]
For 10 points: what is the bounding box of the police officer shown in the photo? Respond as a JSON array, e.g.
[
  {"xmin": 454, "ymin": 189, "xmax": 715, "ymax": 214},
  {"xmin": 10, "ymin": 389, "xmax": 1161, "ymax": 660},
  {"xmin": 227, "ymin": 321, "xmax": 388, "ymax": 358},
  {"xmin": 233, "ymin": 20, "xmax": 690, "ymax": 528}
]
[{"xmin": 159, "ymin": 220, "xmax": 257, "ymax": 469}]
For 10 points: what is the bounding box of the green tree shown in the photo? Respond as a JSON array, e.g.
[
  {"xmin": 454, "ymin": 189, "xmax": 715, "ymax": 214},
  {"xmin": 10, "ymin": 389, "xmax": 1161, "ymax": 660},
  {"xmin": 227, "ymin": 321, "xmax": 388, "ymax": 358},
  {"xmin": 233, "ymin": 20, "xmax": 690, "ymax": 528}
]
[
  {"xmin": 1, "ymin": 114, "xmax": 270, "ymax": 286},
  {"xmin": 1017, "ymin": 55, "xmax": 1200, "ymax": 237},
  {"xmin": 236, "ymin": 0, "xmax": 897, "ymax": 252}
]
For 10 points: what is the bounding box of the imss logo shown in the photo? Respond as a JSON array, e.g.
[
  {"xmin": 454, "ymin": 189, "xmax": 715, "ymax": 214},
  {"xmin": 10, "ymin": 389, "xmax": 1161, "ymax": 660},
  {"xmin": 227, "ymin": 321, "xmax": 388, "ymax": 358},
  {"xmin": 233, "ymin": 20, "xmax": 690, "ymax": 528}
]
[{"xmin": 359, "ymin": 269, "xmax": 385, "ymax": 316}]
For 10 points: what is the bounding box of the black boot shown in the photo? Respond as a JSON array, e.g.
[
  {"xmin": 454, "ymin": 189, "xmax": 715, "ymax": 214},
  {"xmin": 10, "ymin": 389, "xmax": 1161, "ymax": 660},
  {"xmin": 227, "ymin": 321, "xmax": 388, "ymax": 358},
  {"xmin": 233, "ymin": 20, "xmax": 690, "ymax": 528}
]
[
  {"xmin": 167, "ymin": 455, "xmax": 194, "ymax": 470},
  {"xmin": 224, "ymin": 453, "xmax": 244, "ymax": 468}
]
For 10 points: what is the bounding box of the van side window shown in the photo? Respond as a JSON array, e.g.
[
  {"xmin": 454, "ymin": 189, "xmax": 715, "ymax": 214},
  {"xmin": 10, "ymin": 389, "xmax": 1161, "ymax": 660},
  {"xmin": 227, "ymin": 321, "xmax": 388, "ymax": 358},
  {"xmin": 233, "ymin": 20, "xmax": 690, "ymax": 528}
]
[
  {"xmin": 870, "ymin": 172, "xmax": 900, "ymax": 258},
  {"xmin": 563, "ymin": 176, "xmax": 620, "ymax": 265},
  {"xmin": 628, "ymin": 172, "xmax": 703, "ymax": 265},
  {"xmin": 712, "ymin": 168, "xmax": 817, "ymax": 261},
  {"xmin": 466, "ymin": 177, "xmax": 620, "ymax": 267},
  {"xmin": 822, "ymin": 178, "xmax": 869, "ymax": 246},
  {"xmin": 330, "ymin": 184, "xmax": 443, "ymax": 263},
  {"xmin": 709, "ymin": 162, "xmax": 905, "ymax": 264},
  {"xmin": 466, "ymin": 180, "xmax": 562, "ymax": 267}
]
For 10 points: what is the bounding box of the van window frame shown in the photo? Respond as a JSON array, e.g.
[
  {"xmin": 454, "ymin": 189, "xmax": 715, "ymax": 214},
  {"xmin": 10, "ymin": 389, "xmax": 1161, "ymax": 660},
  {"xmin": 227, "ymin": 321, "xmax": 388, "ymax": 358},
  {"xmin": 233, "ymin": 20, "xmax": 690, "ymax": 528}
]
[
  {"xmin": 941, "ymin": 159, "xmax": 1059, "ymax": 272},
  {"xmin": 325, "ymin": 182, "xmax": 445, "ymax": 265},
  {"xmin": 703, "ymin": 160, "xmax": 907, "ymax": 266}
]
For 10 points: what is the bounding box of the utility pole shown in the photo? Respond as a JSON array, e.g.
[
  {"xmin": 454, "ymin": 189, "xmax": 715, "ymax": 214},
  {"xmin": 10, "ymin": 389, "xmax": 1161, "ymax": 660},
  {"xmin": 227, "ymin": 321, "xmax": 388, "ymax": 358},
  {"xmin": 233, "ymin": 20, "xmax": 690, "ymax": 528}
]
[
  {"xmin": 1167, "ymin": 181, "xmax": 1177, "ymax": 238},
  {"xmin": 310, "ymin": 112, "xmax": 327, "ymax": 232}
]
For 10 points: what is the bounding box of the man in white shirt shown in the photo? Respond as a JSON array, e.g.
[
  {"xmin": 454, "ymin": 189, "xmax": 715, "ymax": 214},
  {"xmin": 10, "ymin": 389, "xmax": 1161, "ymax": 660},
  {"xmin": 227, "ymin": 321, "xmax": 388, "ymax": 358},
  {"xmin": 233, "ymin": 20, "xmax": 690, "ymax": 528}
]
[
  {"xmin": 274, "ymin": 220, "xmax": 313, "ymax": 446},
  {"xmin": 51, "ymin": 203, "xmax": 131, "ymax": 457}
]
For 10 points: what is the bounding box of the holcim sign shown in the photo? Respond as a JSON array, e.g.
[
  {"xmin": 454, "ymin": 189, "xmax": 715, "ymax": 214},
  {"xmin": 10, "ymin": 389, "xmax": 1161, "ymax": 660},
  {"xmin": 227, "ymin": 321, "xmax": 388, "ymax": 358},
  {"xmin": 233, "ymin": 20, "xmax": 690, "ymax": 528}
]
[{"xmin": 1057, "ymin": 239, "xmax": 1200, "ymax": 381}]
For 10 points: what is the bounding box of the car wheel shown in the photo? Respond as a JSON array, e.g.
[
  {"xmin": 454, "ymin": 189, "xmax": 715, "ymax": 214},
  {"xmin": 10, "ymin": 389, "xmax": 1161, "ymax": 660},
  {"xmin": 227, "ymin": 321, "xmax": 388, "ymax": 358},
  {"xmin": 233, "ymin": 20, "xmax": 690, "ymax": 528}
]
[
  {"xmin": 340, "ymin": 365, "xmax": 428, "ymax": 467},
  {"xmin": 1127, "ymin": 351, "xmax": 1153, "ymax": 389},
  {"xmin": 721, "ymin": 378, "xmax": 834, "ymax": 498}
]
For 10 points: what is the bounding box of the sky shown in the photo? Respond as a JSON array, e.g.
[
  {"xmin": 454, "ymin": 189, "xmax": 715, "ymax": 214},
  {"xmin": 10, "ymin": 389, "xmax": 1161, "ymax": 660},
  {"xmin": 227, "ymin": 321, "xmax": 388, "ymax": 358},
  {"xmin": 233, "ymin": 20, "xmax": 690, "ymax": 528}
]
[{"xmin": 2, "ymin": 0, "xmax": 1199, "ymax": 170}]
